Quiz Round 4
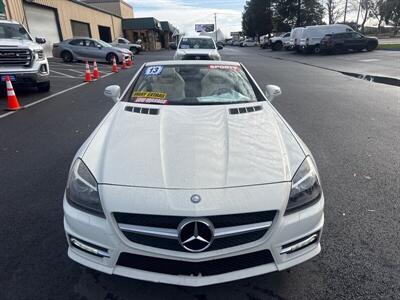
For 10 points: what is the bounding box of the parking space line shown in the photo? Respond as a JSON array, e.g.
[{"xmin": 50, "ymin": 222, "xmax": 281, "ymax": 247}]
[
  {"xmin": 51, "ymin": 70, "xmax": 75, "ymax": 78},
  {"xmin": 49, "ymin": 75, "xmax": 80, "ymax": 79},
  {"xmin": 67, "ymin": 69, "xmax": 85, "ymax": 74},
  {"xmin": 0, "ymin": 72, "xmax": 115, "ymax": 120}
]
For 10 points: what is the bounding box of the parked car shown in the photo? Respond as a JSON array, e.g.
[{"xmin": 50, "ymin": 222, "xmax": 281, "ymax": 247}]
[
  {"xmin": 0, "ymin": 19, "xmax": 50, "ymax": 92},
  {"xmin": 321, "ymin": 32, "xmax": 378, "ymax": 53},
  {"xmin": 64, "ymin": 60, "xmax": 324, "ymax": 287},
  {"xmin": 173, "ymin": 36, "xmax": 222, "ymax": 60},
  {"xmin": 240, "ymin": 38, "xmax": 257, "ymax": 47},
  {"xmin": 111, "ymin": 37, "xmax": 142, "ymax": 54},
  {"xmin": 299, "ymin": 24, "xmax": 354, "ymax": 54},
  {"xmin": 259, "ymin": 35, "xmax": 270, "ymax": 49},
  {"xmin": 232, "ymin": 39, "xmax": 243, "ymax": 46},
  {"xmin": 52, "ymin": 37, "xmax": 132, "ymax": 63},
  {"xmin": 289, "ymin": 27, "xmax": 305, "ymax": 52},
  {"xmin": 269, "ymin": 32, "xmax": 291, "ymax": 51}
]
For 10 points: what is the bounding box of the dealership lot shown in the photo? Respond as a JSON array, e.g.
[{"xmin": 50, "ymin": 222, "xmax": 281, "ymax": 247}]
[{"xmin": 0, "ymin": 48, "xmax": 399, "ymax": 300}]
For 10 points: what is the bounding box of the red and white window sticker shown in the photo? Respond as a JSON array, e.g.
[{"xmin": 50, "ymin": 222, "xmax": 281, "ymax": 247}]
[{"xmin": 209, "ymin": 65, "xmax": 240, "ymax": 71}]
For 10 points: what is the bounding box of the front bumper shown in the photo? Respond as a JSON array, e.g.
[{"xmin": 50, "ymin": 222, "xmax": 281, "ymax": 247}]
[
  {"xmin": 64, "ymin": 184, "xmax": 324, "ymax": 286},
  {"xmin": 0, "ymin": 60, "xmax": 50, "ymax": 87}
]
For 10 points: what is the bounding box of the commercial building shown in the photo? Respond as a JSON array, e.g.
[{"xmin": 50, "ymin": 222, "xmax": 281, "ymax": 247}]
[
  {"xmin": 2, "ymin": 0, "xmax": 133, "ymax": 56},
  {"xmin": 123, "ymin": 17, "xmax": 177, "ymax": 51}
]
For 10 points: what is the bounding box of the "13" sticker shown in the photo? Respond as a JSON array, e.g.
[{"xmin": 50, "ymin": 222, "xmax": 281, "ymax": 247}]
[{"xmin": 145, "ymin": 66, "xmax": 164, "ymax": 76}]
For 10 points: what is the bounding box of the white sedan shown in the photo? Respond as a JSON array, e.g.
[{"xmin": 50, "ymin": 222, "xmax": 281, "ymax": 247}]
[{"xmin": 63, "ymin": 60, "xmax": 324, "ymax": 287}]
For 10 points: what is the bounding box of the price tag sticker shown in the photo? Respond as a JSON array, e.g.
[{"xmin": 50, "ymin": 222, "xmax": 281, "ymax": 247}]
[{"xmin": 145, "ymin": 66, "xmax": 164, "ymax": 76}]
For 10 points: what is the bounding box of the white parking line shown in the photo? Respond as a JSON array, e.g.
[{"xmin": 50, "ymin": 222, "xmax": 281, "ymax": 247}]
[
  {"xmin": 0, "ymin": 72, "xmax": 115, "ymax": 120},
  {"xmin": 67, "ymin": 69, "xmax": 85, "ymax": 74},
  {"xmin": 50, "ymin": 70, "xmax": 75, "ymax": 78}
]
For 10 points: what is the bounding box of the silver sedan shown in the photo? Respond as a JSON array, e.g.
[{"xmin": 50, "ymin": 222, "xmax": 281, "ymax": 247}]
[{"xmin": 52, "ymin": 37, "xmax": 132, "ymax": 64}]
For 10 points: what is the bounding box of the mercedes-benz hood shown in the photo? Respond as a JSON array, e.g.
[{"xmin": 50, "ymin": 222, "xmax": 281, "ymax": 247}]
[{"xmin": 82, "ymin": 102, "xmax": 305, "ymax": 189}]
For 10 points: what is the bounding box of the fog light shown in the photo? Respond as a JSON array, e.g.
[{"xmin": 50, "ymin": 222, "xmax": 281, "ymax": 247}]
[
  {"xmin": 70, "ymin": 237, "xmax": 110, "ymax": 258},
  {"xmin": 280, "ymin": 232, "xmax": 319, "ymax": 255},
  {"xmin": 40, "ymin": 64, "xmax": 47, "ymax": 73}
]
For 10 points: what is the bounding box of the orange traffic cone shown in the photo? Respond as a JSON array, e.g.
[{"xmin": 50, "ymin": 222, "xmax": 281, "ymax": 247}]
[
  {"xmin": 112, "ymin": 57, "xmax": 119, "ymax": 73},
  {"xmin": 127, "ymin": 56, "xmax": 132, "ymax": 67},
  {"xmin": 84, "ymin": 61, "xmax": 92, "ymax": 82},
  {"xmin": 5, "ymin": 75, "xmax": 21, "ymax": 111},
  {"xmin": 92, "ymin": 60, "xmax": 100, "ymax": 80},
  {"xmin": 122, "ymin": 56, "xmax": 127, "ymax": 70}
]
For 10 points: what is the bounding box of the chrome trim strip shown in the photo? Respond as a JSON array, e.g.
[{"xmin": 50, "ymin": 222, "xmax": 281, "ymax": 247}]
[
  {"xmin": 280, "ymin": 233, "xmax": 318, "ymax": 255},
  {"xmin": 214, "ymin": 221, "xmax": 272, "ymax": 238},
  {"xmin": 118, "ymin": 221, "xmax": 272, "ymax": 240},
  {"xmin": 118, "ymin": 223, "xmax": 179, "ymax": 239},
  {"xmin": 70, "ymin": 238, "xmax": 110, "ymax": 258}
]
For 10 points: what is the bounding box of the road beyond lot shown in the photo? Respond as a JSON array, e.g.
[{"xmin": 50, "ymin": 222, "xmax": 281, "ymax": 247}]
[{"xmin": 0, "ymin": 48, "xmax": 399, "ymax": 300}]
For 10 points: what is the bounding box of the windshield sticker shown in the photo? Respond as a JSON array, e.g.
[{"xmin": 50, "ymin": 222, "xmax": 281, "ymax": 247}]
[
  {"xmin": 133, "ymin": 91, "xmax": 166, "ymax": 99},
  {"xmin": 133, "ymin": 97, "xmax": 168, "ymax": 104},
  {"xmin": 145, "ymin": 66, "xmax": 164, "ymax": 76},
  {"xmin": 209, "ymin": 65, "xmax": 240, "ymax": 71}
]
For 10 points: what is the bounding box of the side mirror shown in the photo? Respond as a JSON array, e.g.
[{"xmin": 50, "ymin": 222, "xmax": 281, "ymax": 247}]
[
  {"xmin": 35, "ymin": 37, "xmax": 46, "ymax": 44},
  {"xmin": 104, "ymin": 85, "xmax": 121, "ymax": 103},
  {"xmin": 217, "ymin": 44, "xmax": 224, "ymax": 50},
  {"xmin": 170, "ymin": 43, "xmax": 177, "ymax": 50},
  {"xmin": 97, "ymin": 44, "xmax": 102, "ymax": 49},
  {"xmin": 265, "ymin": 85, "xmax": 282, "ymax": 102}
]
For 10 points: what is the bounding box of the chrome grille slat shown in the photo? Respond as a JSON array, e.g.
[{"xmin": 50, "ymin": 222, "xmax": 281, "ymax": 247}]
[{"xmin": 0, "ymin": 49, "xmax": 32, "ymax": 66}]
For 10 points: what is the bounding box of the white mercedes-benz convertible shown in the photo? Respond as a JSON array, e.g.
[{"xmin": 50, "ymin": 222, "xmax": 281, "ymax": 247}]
[{"xmin": 63, "ymin": 60, "xmax": 324, "ymax": 286}]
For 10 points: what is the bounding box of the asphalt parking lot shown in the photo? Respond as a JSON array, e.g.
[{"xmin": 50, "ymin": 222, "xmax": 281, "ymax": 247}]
[
  {"xmin": 0, "ymin": 58, "xmax": 134, "ymax": 116},
  {"xmin": 1, "ymin": 48, "xmax": 399, "ymax": 300}
]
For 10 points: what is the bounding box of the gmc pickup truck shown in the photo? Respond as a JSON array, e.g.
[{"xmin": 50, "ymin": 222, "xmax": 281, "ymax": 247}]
[{"xmin": 0, "ymin": 19, "xmax": 50, "ymax": 92}]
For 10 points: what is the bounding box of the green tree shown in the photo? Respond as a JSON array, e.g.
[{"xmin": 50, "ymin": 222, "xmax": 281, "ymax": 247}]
[
  {"xmin": 242, "ymin": 0, "xmax": 274, "ymax": 37},
  {"xmin": 384, "ymin": 0, "xmax": 400, "ymax": 36}
]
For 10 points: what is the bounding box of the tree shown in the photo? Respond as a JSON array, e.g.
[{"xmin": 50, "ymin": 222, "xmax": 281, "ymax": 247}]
[
  {"xmin": 384, "ymin": 0, "xmax": 400, "ymax": 36},
  {"xmin": 369, "ymin": 0, "xmax": 387, "ymax": 33},
  {"xmin": 242, "ymin": 0, "xmax": 273, "ymax": 37},
  {"xmin": 360, "ymin": 0, "xmax": 372, "ymax": 33},
  {"xmin": 325, "ymin": 0, "xmax": 345, "ymax": 24}
]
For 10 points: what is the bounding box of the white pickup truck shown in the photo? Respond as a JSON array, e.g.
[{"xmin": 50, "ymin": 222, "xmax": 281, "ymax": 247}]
[
  {"xmin": 269, "ymin": 32, "xmax": 291, "ymax": 51},
  {"xmin": 0, "ymin": 19, "xmax": 50, "ymax": 92}
]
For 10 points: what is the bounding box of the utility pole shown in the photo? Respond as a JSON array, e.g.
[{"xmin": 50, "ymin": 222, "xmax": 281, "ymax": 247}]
[
  {"xmin": 344, "ymin": 0, "xmax": 348, "ymax": 23},
  {"xmin": 296, "ymin": 0, "xmax": 301, "ymax": 26},
  {"xmin": 214, "ymin": 13, "xmax": 218, "ymax": 42}
]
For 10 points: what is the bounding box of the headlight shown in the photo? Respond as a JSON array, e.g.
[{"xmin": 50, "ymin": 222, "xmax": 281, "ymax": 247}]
[
  {"xmin": 34, "ymin": 49, "xmax": 45, "ymax": 61},
  {"xmin": 285, "ymin": 157, "xmax": 322, "ymax": 214},
  {"xmin": 66, "ymin": 159, "xmax": 104, "ymax": 217}
]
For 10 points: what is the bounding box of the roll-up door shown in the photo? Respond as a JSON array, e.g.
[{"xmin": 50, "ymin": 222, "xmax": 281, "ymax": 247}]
[{"xmin": 24, "ymin": 3, "xmax": 61, "ymax": 58}]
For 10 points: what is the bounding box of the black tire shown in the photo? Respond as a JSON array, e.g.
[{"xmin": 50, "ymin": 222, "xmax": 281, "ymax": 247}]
[
  {"xmin": 37, "ymin": 81, "xmax": 50, "ymax": 92},
  {"xmin": 106, "ymin": 53, "xmax": 119, "ymax": 64},
  {"xmin": 272, "ymin": 42, "xmax": 283, "ymax": 51},
  {"xmin": 313, "ymin": 45, "xmax": 321, "ymax": 54},
  {"xmin": 61, "ymin": 51, "xmax": 73, "ymax": 63},
  {"xmin": 366, "ymin": 42, "xmax": 377, "ymax": 51}
]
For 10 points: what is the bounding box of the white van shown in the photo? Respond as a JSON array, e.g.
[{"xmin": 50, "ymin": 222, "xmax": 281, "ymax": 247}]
[
  {"xmin": 289, "ymin": 27, "xmax": 305, "ymax": 52},
  {"xmin": 299, "ymin": 24, "xmax": 354, "ymax": 54}
]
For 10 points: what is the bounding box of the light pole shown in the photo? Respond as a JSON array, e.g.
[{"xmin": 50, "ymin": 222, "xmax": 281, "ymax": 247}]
[
  {"xmin": 214, "ymin": 13, "xmax": 218, "ymax": 42},
  {"xmin": 344, "ymin": 0, "xmax": 349, "ymax": 23}
]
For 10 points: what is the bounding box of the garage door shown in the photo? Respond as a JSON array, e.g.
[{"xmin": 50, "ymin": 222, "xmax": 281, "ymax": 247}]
[
  {"xmin": 24, "ymin": 3, "xmax": 61, "ymax": 58},
  {"xmin": 71, "ymin": 21, "xmax": 91, "ymax": 38}
]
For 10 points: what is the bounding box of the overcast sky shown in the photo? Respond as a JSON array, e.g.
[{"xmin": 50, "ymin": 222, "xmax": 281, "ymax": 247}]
[{"xmin": 126, "ymin": 0, "xmax": 246, "ymax": 36}]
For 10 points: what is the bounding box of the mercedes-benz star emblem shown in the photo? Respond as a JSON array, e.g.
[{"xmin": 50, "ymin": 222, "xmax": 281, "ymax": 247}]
[
  {"xmin": 190, "ymin": 194, "xmax": 201, "ymax": 204},
  {"xmin": 178, "ymin": 219, "xmax": 214, "ymax": 252}
]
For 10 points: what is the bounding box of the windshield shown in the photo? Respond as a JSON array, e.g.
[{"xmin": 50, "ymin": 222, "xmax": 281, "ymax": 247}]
[
  {"xmin": 97, "ymin": 40, "xmax": 112, "ymax": 48},
  {"xmin": 129, "ymin": 64, "xmax": 258, "ymax": 105},
  {"xmin": 0, "ymin": 23, "xmax": 31, "ymax": 40},
  {"xmin": 179, "ymin": 38, "xmax": 216, "ymax": 49}
]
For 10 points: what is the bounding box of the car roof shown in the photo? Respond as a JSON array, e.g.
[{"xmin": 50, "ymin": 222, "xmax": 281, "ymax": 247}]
[{"xmin": 145, "ymin": 60, "xmax": 241, "ymax": 67}]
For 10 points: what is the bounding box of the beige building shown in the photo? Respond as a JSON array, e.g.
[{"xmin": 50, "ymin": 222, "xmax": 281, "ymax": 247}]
[{"xmin": 3, "ymin": 0, "xmax": 133, "ymax": 56}]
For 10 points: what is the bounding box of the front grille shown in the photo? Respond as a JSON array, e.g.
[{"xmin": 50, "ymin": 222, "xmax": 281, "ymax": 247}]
[
  {"xmin": 117, "ymin": 250, "xmax": 274, "ymax": 276},
  {"xmin": 182, "ymin": 54, "xmax": 210, "ymax": 60},
  {"xmin": 0, "ymin": 49, "xmax": 32, "ymax": 66},
  {"xmin": 114, "ymin": 211, "xmax": 276, "ymax": 252}
]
